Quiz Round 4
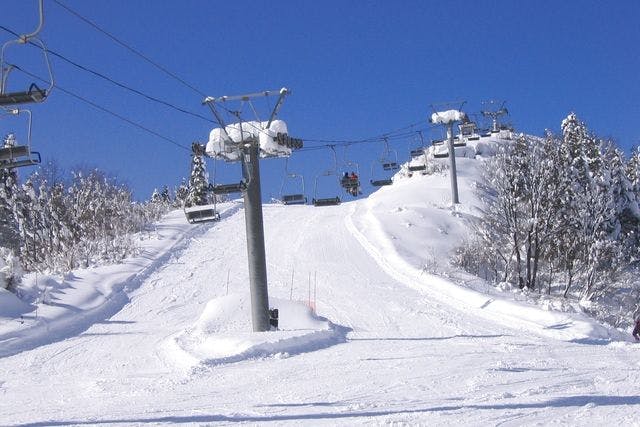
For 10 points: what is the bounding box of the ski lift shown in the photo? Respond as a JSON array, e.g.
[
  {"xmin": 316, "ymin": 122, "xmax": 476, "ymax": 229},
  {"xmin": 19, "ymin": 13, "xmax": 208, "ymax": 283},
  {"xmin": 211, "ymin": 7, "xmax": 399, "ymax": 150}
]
[
  {"xmin": 407, "ymin": 131, "xmax": 426, "ymax": 174},
  {"xmin": 0, "ymin": 107, "xmax": 41, "ymax": 169},
  {"xmin": 312, "ymin": 146, "xmax": 341, "ymax": 206},
  {"xmin": 339, "ymin": 146, "xmax": 361, "ymax": 197},
  {"xmin": 481, "ymin": 100, "xmax": 509, "ymax": 133},
  {"xmin": 432, "ymin": 147, "xmax": 449, "ymax": 159},
  {"xmin": 370, "ymin": 138, "xmax": 398, "ymax": 187},
  {"xmin": 184, "ymin": 204, "xmax": 220, "ymax": 224},
  {"xmin": 408, "ymin": 130, "xmax": 425, "ymax": 157},
  {"xmin": 460, "ymin": 115, "xmax": 480, "ymax": 141},
  {"xmin": 279, "ymin": 158, "xmax": 306, "ymax": 205},
  {"xmin": 0, "ymin": 0, "xmax": 54, "ymax": 107}
]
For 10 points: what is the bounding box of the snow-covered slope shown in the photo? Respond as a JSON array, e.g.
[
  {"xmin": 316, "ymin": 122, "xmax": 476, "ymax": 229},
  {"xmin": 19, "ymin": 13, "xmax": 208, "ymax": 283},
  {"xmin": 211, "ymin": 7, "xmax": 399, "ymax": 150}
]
[{"xmin": 1, "ymin": 140, "xmax": 640, "ymax": 425}]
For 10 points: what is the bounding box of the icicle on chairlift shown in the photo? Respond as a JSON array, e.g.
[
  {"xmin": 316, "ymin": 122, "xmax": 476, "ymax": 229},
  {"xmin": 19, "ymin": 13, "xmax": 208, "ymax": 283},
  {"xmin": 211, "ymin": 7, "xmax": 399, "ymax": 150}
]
[
  {"xmin": 183, "ymin": 143, "xmax": 221, "ymax": 224},
  {"xmin": 339, "ymin": 146, "xmax": 361, "ymax": 197},
  {"xmin": 279, "ymin": 157, "xmax": 306, "ymax": 205},
  {"xmin": 481, "ymin": 100, "xmax": 509, "ymax": 134},
  {"xmin": 370, "ymin": 138, "xmax": 398, "ymax": 187},
  {"xmin": 0, "ymin": 107, "xmax": 41, "ymax": 169},
  {"xmin": 407, "ymin": 131, "xmax": 427, "ymax": 173},
  {"xmin": 312, "ymin": 146, "xmax": 341, "ymax": 207},
  {"xmin": 0, "ymin": 0, "xmax": 54, "ymax": 107}
]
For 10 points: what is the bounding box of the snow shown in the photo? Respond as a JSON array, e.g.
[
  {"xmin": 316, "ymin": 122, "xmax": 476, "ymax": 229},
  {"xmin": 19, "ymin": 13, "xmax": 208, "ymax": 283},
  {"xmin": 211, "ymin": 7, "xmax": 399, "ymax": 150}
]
[
  {"xmin": 206, "ymin": 119, "xmax": 291, "ymax": 161},
  {"xmin": 1, "ymin": 142, "xmax": 640, "ymax": 425},
  {"xmin": 431, "ymin": 109, "xmax": 466, "ymax": 124}
]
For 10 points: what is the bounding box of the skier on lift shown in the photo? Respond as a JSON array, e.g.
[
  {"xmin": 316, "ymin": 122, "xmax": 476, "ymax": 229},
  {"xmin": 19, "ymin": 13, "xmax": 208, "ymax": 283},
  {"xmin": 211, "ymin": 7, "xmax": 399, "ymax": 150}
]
[{"xmin": 349, "ymin": 171, "xmax": 360, "ymax": 196}]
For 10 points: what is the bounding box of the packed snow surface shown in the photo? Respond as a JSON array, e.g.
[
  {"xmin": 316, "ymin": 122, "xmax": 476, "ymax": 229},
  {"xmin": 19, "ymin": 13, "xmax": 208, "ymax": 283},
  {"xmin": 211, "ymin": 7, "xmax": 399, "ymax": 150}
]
[{"xmin": 2, "ymin": 145, "xmax": 640, "ymax": 425}]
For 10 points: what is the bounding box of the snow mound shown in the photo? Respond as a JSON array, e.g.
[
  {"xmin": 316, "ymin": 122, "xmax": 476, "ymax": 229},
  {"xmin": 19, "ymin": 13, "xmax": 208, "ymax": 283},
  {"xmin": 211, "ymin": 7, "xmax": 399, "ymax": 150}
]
[{"xmin": 163, "ymin": 293, "xmax": 348, "ymax": 370}]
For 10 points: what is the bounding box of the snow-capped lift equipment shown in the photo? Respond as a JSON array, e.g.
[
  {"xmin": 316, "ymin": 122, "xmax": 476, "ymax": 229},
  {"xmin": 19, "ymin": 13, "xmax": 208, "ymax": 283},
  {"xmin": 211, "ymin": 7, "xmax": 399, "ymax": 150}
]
[
  {"xmin": 0, "ymin": 0, "xmax": 54, "ymax": 107},
  {"xmin": 202, "ymin": 87, "xmax": 301, "ymax": 332},
  {"xmin": 429, "ymin": 101, "xmax": 467, "ymax": 204}
]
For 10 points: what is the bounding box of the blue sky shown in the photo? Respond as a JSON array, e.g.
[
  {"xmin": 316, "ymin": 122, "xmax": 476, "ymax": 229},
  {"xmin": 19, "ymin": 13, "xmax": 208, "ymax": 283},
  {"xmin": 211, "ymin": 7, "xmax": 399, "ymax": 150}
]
[{"xmin": 2, "ymin": 0, "xmax": 639, "ymax": 200}]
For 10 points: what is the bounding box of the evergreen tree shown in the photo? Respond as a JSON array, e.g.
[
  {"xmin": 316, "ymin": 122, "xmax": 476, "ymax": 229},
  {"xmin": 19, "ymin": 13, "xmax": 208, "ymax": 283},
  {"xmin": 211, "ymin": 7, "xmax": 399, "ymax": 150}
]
[{"xmin": 187, "ymin": 154, "xmax": 209, "ymax": 207}]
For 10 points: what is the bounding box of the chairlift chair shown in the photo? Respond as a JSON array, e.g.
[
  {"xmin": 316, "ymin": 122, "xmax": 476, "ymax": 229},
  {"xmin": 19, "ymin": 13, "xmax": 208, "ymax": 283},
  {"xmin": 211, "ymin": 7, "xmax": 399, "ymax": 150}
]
[
  {"xmin": 432, "ymin": 145, "xmax": 449, "ymax": 159},
  {"xmin": 312, "ymin": 171, "xmax": 341, "ymax": 206},
  {"xmin": 0, "ymin": 108, "xmax": 41, "ymax": 170},
  {"xmin": 0, "ymin": 0, "xmax": 54, "ymax": 107},
  {"xmin": 312, "ymin": 146, "xmax": 341, "ymax": 206},
  {"xmin": 280, "ymin": 159, "xmax": 307, "ymax": 205},
  {"xmin": 184, "ymin": 204, "xmax": 220, "ymax": 224},
  {"xmin": 369, "ymin": 160, "xmax": 394, "ymax": 187},
  {"xmin": 210, "ymin": 181, "xmax": 246, "ymax": 195}
]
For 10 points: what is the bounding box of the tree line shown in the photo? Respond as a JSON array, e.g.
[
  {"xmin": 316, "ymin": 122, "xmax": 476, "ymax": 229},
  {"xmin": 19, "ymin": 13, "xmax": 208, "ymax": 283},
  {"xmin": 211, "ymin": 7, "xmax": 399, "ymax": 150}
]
[
  {"xmin": 0, "ymin": 163, "xmax": 177, "ymax": 286},
  {"xmin": 456, "ymin": 113, "xmax": 640, "ymax": 302}
]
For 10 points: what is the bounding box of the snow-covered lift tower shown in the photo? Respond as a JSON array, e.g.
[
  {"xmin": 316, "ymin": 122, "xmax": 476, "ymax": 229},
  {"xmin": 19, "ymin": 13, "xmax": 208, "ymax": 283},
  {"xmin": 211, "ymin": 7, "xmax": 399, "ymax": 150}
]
[
  {"xmin": 202, "ymin": 88, "xmax": 301, "ymax": 332},
  {"xmin": 429, "ymin": 103, "xmax": 467, "ymax": 204}
]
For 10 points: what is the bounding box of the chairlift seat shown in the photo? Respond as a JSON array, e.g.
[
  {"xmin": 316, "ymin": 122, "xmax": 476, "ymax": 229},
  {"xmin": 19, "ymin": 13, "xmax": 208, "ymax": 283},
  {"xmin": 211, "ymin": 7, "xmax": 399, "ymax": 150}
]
[
  {"xmin": 0, "ymin": 85, "xmax": 47, "ymax": 106},
  {"xmin": 410, "ymin": 149, "xmax": 424, "ymax": 157},
  {"xmin": 453, "ymin": 141, "xmax": 467, "ymax": 147},
  {"xmin": 184, "ymin": 205, "xmax": 220, "ymax": 224},
  {"xmin": 0, "ymin": 146, "xmax": 41, "ymax": 169},
  {"xmin": 432, "ymin": 139, "xmax": 444, "ymax": 146},
  {"xmin": 312, "ymin": 197, "xmax": 340, "ymax": 207},
  {"xmin": 382, "ymin": 162, "xmax": 399, "ymax": 171},
  {"xmin": 468, "ymin": 135, "xmax": 480, "ymax": 141},
  {"xmin": 0, "ymin": 145, "xmax": 30, "ymax": 161},
  {"xmin": 282, "ymin": 194, "xmax": 307, "ymax": 205},
  {"xmin": 370, "ymin": 178, "xmax": 393, "ymax": 187},
  {"xmin": 340, "ymin": 177, "xmax": 360, "ymax": 189},
  {"xmin": 210, "ymin": 182, "xmax": 246, "ymax": 195},
  {"xmin": 408, "ymin": 164, "xmax": 426, "ymax": 172},
  {"xmin": 433, "ymin": 152, "xmax": 449, "ymax": 159}
]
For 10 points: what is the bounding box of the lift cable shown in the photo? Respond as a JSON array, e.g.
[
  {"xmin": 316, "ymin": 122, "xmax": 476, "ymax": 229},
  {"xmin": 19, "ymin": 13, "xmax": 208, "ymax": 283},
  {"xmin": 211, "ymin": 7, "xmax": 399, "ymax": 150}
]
[
  {"xmin": 51, "ymin": 0, "xmax": 208, "ymax": 98},
  {"xmin": 11, "ymin": 64, "xmax": 191, "ymax": 152},
  {"xmin": 0, "ymin": 25, "xmax": 214, "ymax": 125},
  {"xmin": 3, "ymin": 9, "xmax": 434, "ymax": 152}
]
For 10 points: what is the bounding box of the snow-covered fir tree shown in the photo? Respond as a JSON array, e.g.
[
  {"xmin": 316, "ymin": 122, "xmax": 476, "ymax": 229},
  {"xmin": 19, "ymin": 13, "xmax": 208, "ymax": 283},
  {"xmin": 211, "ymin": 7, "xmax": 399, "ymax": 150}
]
[{"xmin": 187, "ymin": 153, "xmax": 209, "ymax": 207}]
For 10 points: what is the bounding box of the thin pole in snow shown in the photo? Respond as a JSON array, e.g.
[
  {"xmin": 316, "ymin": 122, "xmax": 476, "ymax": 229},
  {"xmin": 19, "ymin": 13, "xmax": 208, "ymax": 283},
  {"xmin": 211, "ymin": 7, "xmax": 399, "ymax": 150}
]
[
  {"xmin": 308, "ymin": 272, "xmax": 311, "ymax": 309},
  {"xmin": 226, "ymin": 269, "xmax": 230, "ymax": 295},
  {"xmin": 314, "ymin": 271, "xmax": 317, "ymax": 314},
  {"xmin": 290, "ymin": 268, "xmax": 295, "ymax": 300}
]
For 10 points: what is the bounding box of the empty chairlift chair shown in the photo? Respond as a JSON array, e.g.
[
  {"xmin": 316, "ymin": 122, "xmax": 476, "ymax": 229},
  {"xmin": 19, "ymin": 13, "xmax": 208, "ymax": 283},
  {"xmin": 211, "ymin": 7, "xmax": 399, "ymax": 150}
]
[
  {"xmin": 312, "ymin": 171, "xmax": 341, "ymax": 207},
  {"xmin": 0, "ymin": 1, "xmax": 54, "ymax": 107},
  {"xmin": 0, "ymin": 109, "xmax": 41, "ymax": 170},
  {"xmin": 280, "ymin": 159, "xmax": 307, "ymax": 205},
  {"xmin": 184, "ymin": 203, "xmax": 220, "ymax": 224}
]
